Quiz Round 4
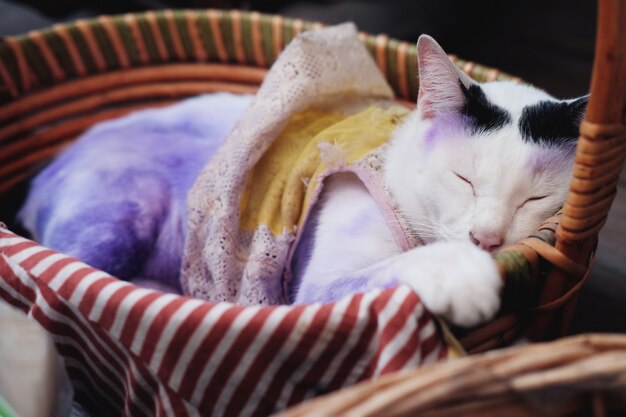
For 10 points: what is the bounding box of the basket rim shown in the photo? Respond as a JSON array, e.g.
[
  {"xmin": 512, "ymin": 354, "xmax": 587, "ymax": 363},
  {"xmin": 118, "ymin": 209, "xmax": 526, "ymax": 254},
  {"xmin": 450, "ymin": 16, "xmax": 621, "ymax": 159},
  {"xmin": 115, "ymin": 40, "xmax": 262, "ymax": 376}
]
[
  {"xmin": 0, "ymin": 8, "xmax": 594, "ymax": 351},
  {"xmin": 0, "ymin": 8, "xmax": 523, "ymax": 104}
]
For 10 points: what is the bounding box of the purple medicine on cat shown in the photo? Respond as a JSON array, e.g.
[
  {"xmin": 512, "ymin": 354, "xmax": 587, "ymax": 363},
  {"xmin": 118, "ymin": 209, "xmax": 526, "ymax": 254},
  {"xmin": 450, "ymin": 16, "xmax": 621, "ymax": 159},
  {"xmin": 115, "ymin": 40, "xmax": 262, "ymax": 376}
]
[
  {"xmin": 19, "ymin": 93, "xmax": 254, "ymax": 292},
  {"xmin": 528, "ymin": 145, "xmax": 577, "ymax": 174},
  {"xmin": 423, "ymin": 114, "xmax": 472, "ymax": 148},
  {"xmin": 19, "ymin": 34, "xmax": 588, "ymax": 327}
]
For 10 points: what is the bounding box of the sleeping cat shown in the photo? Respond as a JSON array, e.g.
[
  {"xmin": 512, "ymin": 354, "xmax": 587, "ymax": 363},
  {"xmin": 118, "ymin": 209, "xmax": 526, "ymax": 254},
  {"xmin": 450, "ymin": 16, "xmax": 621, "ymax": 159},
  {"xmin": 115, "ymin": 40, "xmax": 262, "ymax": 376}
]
[{"xmin": 18, "ymin": 35, "xmax": 586, "ymax": 326}]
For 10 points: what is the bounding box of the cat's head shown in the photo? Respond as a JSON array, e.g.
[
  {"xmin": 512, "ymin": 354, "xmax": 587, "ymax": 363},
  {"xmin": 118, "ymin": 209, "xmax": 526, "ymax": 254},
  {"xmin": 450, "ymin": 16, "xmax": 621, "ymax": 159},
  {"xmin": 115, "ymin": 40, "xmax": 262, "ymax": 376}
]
[{"xmin": 385, "ymin": 35, "xmax": 587, "ymax": 251}]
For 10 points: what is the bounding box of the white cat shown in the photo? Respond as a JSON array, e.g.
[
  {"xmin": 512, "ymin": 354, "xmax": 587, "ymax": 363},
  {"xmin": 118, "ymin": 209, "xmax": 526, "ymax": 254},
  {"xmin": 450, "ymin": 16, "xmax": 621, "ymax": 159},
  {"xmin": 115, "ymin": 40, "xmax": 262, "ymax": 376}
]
[
  {"xmin": 292, "ymin": 36, "xmax": 584, "ymax": 327},
  {"xmin": 21, "ymin": 35, "xmax": 585, "ymax": 328}
]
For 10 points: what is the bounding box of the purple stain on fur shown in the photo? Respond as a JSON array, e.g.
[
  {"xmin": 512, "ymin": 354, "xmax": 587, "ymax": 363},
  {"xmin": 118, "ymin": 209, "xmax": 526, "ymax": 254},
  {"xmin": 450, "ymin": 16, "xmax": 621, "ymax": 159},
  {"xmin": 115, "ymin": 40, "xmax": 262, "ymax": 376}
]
[
  {"xmin": 424, "ymin": 124, "xmax": 442, "ymax": 147},
  {"xmin": 296, "ymin": 276, "xmax": 371, "ymax": 304},
  {"xmin": 528, "ymin": 144, "xmax": 576, "ymax": 174},
  {"xmin": 297, "ymin": 271, "xmax": 401, "ymax": 304},
  {"xmin": 423, "ymin": 114, "xmax": 471, "ymax": 149},
  {"xmin": 380, "ymin": 276, "xmax": 400, "ymax": 289},
  {"xmin": 341, "ymin": 204, "xmax": 381, "ymax": 237},
  {"xmin": 19, "ymin": 93, "xmax": 253, "ymax": 292}
]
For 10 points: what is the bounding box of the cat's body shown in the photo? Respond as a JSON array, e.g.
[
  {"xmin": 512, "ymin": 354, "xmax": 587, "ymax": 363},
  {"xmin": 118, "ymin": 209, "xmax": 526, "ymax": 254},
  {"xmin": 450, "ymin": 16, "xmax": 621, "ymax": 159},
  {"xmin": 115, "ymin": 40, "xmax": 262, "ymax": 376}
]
[
  {"xmin": 19, "ymin": 36, "xmax": 586, "ymax": 326},
  {"xmin": 19, "ymin": 93, "xmax": 252, "ymax": 292}
]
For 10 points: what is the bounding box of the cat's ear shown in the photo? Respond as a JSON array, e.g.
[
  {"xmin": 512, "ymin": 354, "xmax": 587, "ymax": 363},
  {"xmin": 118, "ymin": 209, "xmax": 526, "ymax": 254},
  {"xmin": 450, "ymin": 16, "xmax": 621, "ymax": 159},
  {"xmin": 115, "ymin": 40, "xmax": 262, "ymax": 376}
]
[
  {"xmin": 568, "ymin": 95, "xmax": 589, "ymax": 122},
  {"xmin": 562, "ymin": 95, "xmax": 589, "ymax": 139},
  {"xmin": 416, "ymin": 35, "xmax": 475, "ymax": 119}
]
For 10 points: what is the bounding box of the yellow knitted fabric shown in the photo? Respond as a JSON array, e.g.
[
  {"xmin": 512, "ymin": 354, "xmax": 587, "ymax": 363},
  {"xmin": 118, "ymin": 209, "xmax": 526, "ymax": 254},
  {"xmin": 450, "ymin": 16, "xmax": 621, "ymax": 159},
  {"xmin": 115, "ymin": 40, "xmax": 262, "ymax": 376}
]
[{"xmin": 239, "ymin": 105, "xmax": 409, "ymax": 235}]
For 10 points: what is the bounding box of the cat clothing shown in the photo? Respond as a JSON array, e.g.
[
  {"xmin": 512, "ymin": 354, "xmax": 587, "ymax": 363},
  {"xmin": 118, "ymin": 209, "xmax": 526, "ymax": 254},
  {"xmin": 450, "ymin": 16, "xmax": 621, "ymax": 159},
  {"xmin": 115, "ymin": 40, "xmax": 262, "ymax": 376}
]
[{"xmin": 181, "ymin": 24, "xmax": 420, "ymax": 304}]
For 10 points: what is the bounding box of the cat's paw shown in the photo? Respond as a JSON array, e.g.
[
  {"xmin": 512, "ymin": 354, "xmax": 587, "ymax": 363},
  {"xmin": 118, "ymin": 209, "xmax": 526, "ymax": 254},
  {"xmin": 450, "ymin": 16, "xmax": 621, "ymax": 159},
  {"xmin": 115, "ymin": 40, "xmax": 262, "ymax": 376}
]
[{"xmin": 393, "ymin": 241, "xmax": 502, "ymax": 327}]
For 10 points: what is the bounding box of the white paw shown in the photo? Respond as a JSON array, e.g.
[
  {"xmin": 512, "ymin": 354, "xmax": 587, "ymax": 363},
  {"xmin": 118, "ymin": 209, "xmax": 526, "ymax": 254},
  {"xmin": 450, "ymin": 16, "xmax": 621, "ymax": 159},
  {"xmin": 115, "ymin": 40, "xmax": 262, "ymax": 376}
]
[{"xmin": 393, "ymin": 241, "xmax": 502, "ymax": 327}]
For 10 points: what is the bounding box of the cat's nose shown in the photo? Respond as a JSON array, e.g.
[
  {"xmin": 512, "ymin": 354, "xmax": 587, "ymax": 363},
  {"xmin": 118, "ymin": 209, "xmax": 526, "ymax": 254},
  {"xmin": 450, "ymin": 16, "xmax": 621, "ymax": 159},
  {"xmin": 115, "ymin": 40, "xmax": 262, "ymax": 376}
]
[{"xmin": 469, "ymin": 230, "xmax": 503, "ymax": 252}]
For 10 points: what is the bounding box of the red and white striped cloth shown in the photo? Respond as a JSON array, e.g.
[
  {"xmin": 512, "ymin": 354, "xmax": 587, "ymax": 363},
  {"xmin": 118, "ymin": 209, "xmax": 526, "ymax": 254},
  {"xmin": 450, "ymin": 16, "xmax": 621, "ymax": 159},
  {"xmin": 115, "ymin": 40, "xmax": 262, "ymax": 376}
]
[{"xmin": 0, "ymin": 224, "xmax": 447, "ymax": 417}]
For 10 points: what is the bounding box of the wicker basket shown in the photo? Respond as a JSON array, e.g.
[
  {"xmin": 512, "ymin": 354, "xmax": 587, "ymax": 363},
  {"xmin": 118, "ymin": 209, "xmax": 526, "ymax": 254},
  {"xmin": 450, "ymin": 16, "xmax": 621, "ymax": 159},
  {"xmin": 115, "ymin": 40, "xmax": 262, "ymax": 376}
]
[
  {"xmin": 0, "ymin": 7, "xmax": 597, "ymax": 354},
  {"xmin": 0, "ymin": 0, "xmax": 621, "ymax": 393},
  {"xmin": 278, "ymin": 333, "xmax": 626, "ymax": 417},
  {"xmin": 280, "ymin": 0, "xmax": 626, "ymax": 415}
]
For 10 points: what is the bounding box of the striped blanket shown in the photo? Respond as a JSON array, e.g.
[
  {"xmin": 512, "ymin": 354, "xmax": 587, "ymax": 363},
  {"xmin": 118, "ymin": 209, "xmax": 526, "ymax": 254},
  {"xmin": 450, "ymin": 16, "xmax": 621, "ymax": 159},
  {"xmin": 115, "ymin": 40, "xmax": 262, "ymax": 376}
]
[{"xmin": 0, "ymin": 224, "xmax": 447, "ymax": 417}]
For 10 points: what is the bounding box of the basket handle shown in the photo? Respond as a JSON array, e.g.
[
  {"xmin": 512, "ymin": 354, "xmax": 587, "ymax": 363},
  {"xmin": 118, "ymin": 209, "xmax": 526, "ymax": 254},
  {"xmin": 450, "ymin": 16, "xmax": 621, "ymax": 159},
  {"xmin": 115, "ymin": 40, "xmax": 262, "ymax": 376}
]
[
  {"xmin": 556, "ymin": 0, "xmax": 626, "ymax": 250},
  {"xmin": 530, "ymin": 0, "xmax": 626, "ymax": 339}
]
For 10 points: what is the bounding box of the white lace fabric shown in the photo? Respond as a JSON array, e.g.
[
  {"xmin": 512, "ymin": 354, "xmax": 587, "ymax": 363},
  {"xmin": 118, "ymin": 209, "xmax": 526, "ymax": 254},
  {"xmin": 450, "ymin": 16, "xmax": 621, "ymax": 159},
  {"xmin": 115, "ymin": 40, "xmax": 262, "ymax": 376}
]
[{"xmin": 181, "ymin": 24, "xmax": 398, "ymax": 304}]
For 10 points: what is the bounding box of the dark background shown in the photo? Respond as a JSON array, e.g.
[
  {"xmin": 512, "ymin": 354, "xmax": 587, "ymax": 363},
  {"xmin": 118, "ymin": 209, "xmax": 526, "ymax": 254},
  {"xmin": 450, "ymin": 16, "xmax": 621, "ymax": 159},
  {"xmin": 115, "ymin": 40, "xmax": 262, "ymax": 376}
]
[
  {"xmin": 2, "ymin": 0, "xmax": 624, "ymax": 334},
  {"xmin": 1, "ymin": 0, "xmax": 596, "ymax": 97}
]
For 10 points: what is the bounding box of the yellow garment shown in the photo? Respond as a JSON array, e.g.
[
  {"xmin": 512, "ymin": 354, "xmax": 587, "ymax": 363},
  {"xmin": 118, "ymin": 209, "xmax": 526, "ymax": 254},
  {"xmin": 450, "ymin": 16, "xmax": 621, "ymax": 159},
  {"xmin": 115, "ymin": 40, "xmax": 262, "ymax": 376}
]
[
  {"xmin": 239, "ymin": 105, "xmax": 408, "ymax": 235},
  {"xmin": 239, "ymin": 104, "xmax": 466, "ymax": 359}
]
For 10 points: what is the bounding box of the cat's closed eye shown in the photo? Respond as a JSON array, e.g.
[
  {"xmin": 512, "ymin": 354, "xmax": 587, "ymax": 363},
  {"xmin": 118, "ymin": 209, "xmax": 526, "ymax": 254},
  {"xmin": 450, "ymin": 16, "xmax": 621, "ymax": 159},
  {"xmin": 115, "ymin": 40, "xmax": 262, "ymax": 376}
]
[
  {"xmin": 452, "ymin": 171, "xmax": 476, "ymax": 198},
  {"xmin": 519, "ymin": 195, "xmax": 548, "ymax": 208},
  {"xmin": 453, "ymin": 171, "xmax": 474, "ymax": 187}
]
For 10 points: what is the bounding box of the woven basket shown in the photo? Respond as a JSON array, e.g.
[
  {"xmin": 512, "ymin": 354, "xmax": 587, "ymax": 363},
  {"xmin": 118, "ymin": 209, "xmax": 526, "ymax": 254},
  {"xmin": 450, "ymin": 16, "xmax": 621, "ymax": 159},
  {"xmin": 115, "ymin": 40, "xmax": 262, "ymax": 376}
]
[
  {"xmin": 0, "ymin": 7, "xmax": 594, "ymax": 354},
  {"xmin": 280, "ymin": 0, "xmax": 626, "ymax": 415},
  {"xmin": 0, "ymin": 0, "xmax": 618, "ymax": 370},
  {"xmin": 278, "ymin": 333, "xmax": 626, "ymax": 417}
]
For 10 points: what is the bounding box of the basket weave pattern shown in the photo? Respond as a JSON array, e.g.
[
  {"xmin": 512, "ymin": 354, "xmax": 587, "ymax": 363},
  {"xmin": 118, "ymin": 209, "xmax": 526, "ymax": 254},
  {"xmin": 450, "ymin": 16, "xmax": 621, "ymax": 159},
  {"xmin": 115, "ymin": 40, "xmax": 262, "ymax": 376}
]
[
  {"xmin": 280, "ymin": 0, "xmax": 626, "ymax": 414},
  {"xmin": 0, "ymin": 7, "xmax": 610, "ymax": 355},
  {"xmin": 278, "ymin": 334, "xmax": 626, "ymax": 417}
]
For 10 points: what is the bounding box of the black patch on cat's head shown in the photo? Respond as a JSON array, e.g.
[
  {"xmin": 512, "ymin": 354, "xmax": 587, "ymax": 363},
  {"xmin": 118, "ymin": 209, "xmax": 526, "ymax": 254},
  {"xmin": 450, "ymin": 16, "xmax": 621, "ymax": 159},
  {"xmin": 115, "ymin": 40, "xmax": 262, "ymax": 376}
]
[
  {"xmin": 518, "ymin": 96, "xmax": 588, "ymax": 146},
  {"xmin": 460, "ymin": 83, "xmax": 512, "ymax": 134}
]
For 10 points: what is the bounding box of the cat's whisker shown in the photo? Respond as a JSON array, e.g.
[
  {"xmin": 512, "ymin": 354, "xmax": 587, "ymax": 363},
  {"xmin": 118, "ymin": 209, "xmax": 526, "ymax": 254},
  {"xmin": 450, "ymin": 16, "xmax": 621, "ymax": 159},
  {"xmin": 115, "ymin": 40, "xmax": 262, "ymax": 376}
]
[{"xmin": 399, "ymin": 215, "xmax": 465, "ymax": 243}]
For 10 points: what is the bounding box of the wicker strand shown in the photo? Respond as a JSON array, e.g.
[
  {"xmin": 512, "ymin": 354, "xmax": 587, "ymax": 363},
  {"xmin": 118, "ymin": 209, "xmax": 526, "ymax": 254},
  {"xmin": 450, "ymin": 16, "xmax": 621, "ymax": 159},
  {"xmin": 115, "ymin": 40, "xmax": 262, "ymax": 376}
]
[
  {"xmin": 74, "ymin": 20, "xmax": 107, "ymax": 71},
  {"xmin": 28, "ymin": 31, "xmax": 66, "ymax": 81},
  {"xmin": 271, "ymin": 15, "xmax": 284, "ymax": 61},
  {"xmin": 0, "ymin": 55, "xmax": 18, "ymax": 97},
  {"xmin": 0, "ymin": 101, "xmax": 179, "ymax": 194},
  {"xmin": 144, "ymin": 11, "xmax": 169, "ymax": 62},
  {"xmin": 124, "ymin": 14, "xmax": 150, "ymax": 65},
  {"xmin": 184, "ymin": 10, "xmax": 208, "ymax": 63},
  {"xmin": 164, "ymin": 10, "xmax": 187, "ymax": 61},
  {"xmin": 4, "ymin": 37, "xmax": 36, "ymax": 92},
  {"xmin": 0, "ymin": 10, "xmax": 519, "ymax": 108},
  {"xmin": 292, "ymin": 18, "xmax": 304, "ymax": 37},
  {"xmin": 207, "ymin": 10, "xmax": 228, "ymax": 62},
  {"xmin": 558, "ymin": 121, "xmax": 626, "ymax": 244},
  {"xmin": 230, "ymin": 10, "xmax": 247, "ymax": 64},
  {"xmin": 250, "ymin": 12, "xmax": 267, "ymax": 68},
  {"xmin": 519, "ymin": 239, "xmax": 586, "ymax": 278},
  {"xmin": 0, "ymin": 81, "xmax": 258, "ymax": 143},
  {"xmin": 52, "ymin": 24, "xmax": 88, "ymax": 76},
  {"xmin": 374, "ymin": 34, "xmax": 388, "ymax": 77},
  {"xmin": 99, "ymin": 16, "xmax": 131, "ymax": 69},
  {"xmin": 395, "ymin": 42, "xmax": 410, "ymax": 99},
  {"xmin": 278, "ymin": 334, "xmax": 626, "ymax": 417},
  {"xmin": 0, "ymin": 101, "xmax": 172, "ymax": 162},
  {"xmin": 527, "ymin": 257, "xmax": 594, "ymax": 314},
  {"xmin": 0, "ymin": 64, "xmax": 265, "ymax": 123}
]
